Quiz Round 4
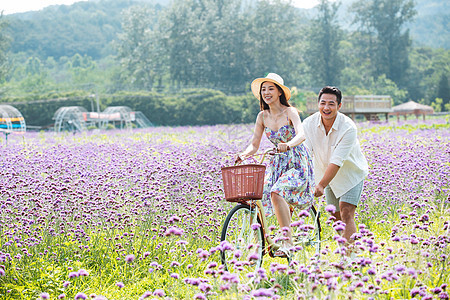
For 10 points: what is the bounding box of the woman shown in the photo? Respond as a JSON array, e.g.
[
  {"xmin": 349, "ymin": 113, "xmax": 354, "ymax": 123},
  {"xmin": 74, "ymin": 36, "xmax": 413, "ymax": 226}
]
[{"xmin": 236, "ymin": 73, "xmax": 315, "ymax": 257}]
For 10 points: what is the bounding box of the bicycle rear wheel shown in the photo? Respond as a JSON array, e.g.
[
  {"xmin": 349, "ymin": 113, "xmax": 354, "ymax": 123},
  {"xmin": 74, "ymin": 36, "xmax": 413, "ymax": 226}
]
[
  {"xmin": 291, "ymin": 205, "xmax": 321, "ymax": 258},
  {"xmin": 220, "ymin": 203, "xmax": 265, "ymax": 273}
]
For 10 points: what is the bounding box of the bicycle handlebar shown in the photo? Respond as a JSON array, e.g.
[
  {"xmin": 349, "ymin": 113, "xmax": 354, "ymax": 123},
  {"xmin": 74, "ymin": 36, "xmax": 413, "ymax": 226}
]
[{"xmin": 235, "ymin": 147, "xmax": 288, "ymax": 165}]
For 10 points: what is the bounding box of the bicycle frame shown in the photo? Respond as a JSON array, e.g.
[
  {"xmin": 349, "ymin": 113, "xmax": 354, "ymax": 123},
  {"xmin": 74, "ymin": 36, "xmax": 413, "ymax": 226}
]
[{"xmin": 245, "ymin": 199, "xmax": 279, "ymax": 256}]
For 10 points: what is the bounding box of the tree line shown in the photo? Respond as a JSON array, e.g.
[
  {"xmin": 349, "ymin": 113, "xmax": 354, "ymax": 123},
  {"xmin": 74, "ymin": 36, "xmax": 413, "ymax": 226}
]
[{"xmin": 0, "ymin": 0, "xmax": 449, "ymax": 126}]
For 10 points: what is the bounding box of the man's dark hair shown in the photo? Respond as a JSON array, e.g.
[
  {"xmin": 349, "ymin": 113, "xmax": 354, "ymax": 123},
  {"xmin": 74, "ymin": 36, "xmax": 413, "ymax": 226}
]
[{"xmin": 318, "ymin": 86, "xmax": 342, "ymax": 105}]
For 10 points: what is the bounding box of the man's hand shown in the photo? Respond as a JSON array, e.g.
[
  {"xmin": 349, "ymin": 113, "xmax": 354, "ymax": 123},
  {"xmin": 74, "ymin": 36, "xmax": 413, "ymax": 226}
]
[{"xmin": 314, "ymin": 184, "xmax": 325, "ymax": 197}]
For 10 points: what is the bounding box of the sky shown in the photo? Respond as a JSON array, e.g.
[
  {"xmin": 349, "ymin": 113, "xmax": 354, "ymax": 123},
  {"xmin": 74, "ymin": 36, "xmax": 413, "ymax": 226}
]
[{"xmin": 1, "ymin": 0, "xmax": 321, "ymax": 15}]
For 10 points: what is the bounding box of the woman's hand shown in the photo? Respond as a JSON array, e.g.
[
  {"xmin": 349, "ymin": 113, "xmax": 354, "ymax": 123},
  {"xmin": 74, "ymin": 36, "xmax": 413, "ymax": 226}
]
[
  {"xmin": 277, "ymin": 143, "xmax": 291, "ymax": 153},
  {"xmin": 234, "ymin": 154, "xmax": 244, "ymax": 164}
]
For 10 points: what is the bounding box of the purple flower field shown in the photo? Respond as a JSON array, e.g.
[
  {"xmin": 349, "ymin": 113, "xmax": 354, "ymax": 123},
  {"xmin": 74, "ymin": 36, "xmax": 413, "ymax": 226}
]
[{"xmin": 0, "ymin": 118, "xmax": 449, "ymax": 299}]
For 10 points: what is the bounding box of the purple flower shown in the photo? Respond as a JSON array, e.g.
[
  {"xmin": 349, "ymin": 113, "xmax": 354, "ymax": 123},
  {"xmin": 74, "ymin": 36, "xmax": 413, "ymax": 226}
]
[
  {"xmin": 218, "ymin": 240, "xmax": 233, "ymax": 251},
  {"xmin": 419, "ymin": 214, "xmax": 429, "ymax": 222},
  {"xmin": 221, "ymin": 272, "xmax": 239, "ymax": 284},
  {"xmin": 170, "ymin": 261, "xmax": 180, "ymax": 267},
  {"xmin": 125, "ymin": 254, "xmax": 135, "ymax": 263},
  {"xmin": 251, "ymin": 223, "xmax": 261, "ymax": 230},
  {"xmin": 194, "ymin": 293, "xmax": 207, "ymax": 300},
  {"xmin": 58, "ymin": 294, "xmax": 66, "ymax": 299},
  {"xmin": 298, "ymin": 210, "xmax": 310, "ymax": 218},
  {"xmin": 251, "ymin": 288, "xmax": 274, "ymax": 297},
  {"xmin": 291, "ymin": 220, "xmax": 304, "ymax": 227},
  {"xmin": 367, "ymin": 268, "xmax": 376, "ymax": 275},
  {"xmin": 199, "ymin": 283, "xmax": 212, "ymax": 292},
  {"xmin": 139, "ymin": 291, "xmax": 152, "ymax": 299},
  {"xmin": 153, "ymin": 289, "xmax": 165, "ymax": 297},
  {"xmin": 0, "ymin": 268, "xmax": 4, "ymax": 276},
  {"xmin": 116, "ymin": 282, "xmax": 124, "ymax": 288},
  {"xmin": 75, "ymin": 293, "xmax": 87, "ymax": 300},
  {"xmin": 164, "ymin": 226, "xmax": 184, "ymax": 236},
  {"xmin": 78, "ymin": 269, "xmax": 89, "ymax": 276},
  {"xmin": 333, "ymin": 221, "xmax": 346, "ymax": 231},
  {"xmin": 333, "ymin": 235, "xmax": 347, "ymax": 244},
  {"xmin": 325, "ymin": 204, "xmax": 336, "ymax": 214},
  {"xmin": 411, "ymin": 288, "xmax": 420, "ymax": 297},
  {"xmin": 394, "ymin": 265, "xmax": 406, "ymax": 273},
  {"xmin": 40, "ymin": 293, "xmax": 50, "ymax": 300},
  {"xmin": 248, "ymin": 252, "xmax": 260, "ymax": 261},
  {"xmin": 196, "ymin": 248, "xmax": 210, "ymax": 260}
]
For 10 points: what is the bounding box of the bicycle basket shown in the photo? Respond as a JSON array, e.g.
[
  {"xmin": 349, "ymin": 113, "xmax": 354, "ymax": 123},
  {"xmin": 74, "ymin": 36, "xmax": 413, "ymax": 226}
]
[{"xmin": 221, "ymin": 164, "xmax": 266, "ymax": 202}]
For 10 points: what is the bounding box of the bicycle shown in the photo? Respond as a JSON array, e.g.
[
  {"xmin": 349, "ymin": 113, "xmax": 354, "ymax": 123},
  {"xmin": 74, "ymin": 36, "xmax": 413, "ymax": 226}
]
[{"xmin": 220, "ymin": 148, "xmax": 321, "ymax": 273}]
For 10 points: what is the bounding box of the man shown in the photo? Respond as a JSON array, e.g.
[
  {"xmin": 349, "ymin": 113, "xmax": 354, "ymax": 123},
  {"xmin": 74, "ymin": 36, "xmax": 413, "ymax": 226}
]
[{"xmin": 303, "ymin": 86, "xmax": 368, "ymax": 251}]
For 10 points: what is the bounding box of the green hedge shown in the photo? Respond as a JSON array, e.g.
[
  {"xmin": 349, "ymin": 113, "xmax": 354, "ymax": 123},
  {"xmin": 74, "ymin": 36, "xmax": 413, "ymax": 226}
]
[{"xmin": 2, "ymin": 89, "xmax": 261, "ymax": 127}]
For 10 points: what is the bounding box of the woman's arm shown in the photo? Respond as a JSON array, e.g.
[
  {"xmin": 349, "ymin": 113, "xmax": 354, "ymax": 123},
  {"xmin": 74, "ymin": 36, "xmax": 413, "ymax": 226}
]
[
  {"xmin": 278, "ymin": 107, "xmax": 306, "ymax": 152},
  {"xmin": 236, "ymin": 111, "xmax": 265, "ymax": 162}
]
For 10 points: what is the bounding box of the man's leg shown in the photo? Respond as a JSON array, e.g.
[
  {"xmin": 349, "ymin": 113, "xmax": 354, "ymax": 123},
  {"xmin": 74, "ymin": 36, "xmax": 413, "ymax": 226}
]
[
  {"xmin": 332, "ymin": 211, "xmax": 341, "ymax": 222},
  {"xmin": 324, "ymin": 185, "xmax": 342, "ymax": 232},
  {"xmin": 339, "ymin": 201, "xmax": 357, "ymax": 243}
]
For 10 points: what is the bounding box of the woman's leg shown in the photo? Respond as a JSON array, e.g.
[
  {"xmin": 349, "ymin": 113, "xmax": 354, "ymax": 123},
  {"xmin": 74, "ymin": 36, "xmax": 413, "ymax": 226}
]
[{"xmin": 271, "ymin": 192, "xmax": 293, "ymax": 247}]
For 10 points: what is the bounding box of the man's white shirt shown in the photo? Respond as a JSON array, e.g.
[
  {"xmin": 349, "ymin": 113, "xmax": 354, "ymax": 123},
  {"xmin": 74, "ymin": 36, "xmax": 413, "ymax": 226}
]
[{"xmin": 303, "ymin": 112, "xmax": 368, "ymax": 198}]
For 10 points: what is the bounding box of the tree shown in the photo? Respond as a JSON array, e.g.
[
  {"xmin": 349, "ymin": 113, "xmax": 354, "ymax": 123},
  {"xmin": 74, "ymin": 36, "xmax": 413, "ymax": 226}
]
[
  {"xmin": 407, "ymin": 47, "xmax": 450, "ymax": 105},
  {"xmin": 305, "ymin": 0, "xmax": 343, "ymax": 87},
  {"xmin": 351, "ymin": 0, "xmax": 416, "ymax": 87},
  {"xmin": 436, "ymin": 73, "xmax": 449, "ymax": 111},
  {"xmin": 19, "ymin": 56, "xmax": 52, "ymax": 93},
  {"xmin": 67, "ymin": 53, "xmax": 97, "ymax": 86},
  {"xmin": 115, "ymin": 5, "xmax": 161, "ymax": 90},
  {"xmin": 248, "ymin": 0, "xmax": 304, "ymax": 85},
  {"xmin": 0, "ymin": 13, "xmax": 10, "ymax": 84},
  {"xmin": 159, "ymin": 0, "xmax": 202, "ymax": 88},
  {"xmin": 194, "ymin": 0, "xmax": 253, "ymax": 92},
  {"xmin": 159, "ymin": 0, "xmax": 255, "ymax": 91}
]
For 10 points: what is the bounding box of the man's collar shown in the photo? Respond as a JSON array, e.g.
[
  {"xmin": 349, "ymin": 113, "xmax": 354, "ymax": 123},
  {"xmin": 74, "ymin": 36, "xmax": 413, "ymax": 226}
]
[
  {"xmin": 315, "ymin": 112, "xmax": 322, "ymax": 128},
  {"xmin": 317, "ymin": 112, "xmax": 341, "ymax": 131},
  {"xmin": 331, "ymin": 112, "xmax": 342, "ymax": 130}
]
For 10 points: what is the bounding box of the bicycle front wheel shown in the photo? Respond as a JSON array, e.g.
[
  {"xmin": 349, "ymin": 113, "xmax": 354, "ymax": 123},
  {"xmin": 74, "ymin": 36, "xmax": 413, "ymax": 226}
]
[
  {"xmin": 220, "ymin": 203, "xmax": 265, "ymax": 273},
  {"xmin": 291, "ymin": 205, "xmax": 321, "ymax": 258}
]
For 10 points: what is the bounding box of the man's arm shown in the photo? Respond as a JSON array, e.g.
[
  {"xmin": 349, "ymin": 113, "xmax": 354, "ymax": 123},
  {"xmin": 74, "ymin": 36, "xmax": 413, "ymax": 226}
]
[{"xmin": 314, "ymin": 163, "xmax": 340, "ymax": 197}]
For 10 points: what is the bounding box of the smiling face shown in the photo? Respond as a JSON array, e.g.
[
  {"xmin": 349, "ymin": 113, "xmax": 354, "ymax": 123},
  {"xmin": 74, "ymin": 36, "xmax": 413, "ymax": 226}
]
[
  {"xmin": 318, "ymin": 93, "xmax": 341, "ymax": 123},
  {"xmin": 260, "ymin": 81, "xmax": 282, "ymax": 106}
]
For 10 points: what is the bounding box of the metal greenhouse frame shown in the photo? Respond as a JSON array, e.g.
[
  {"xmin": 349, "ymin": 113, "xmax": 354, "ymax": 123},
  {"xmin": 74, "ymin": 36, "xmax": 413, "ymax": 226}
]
[
  {"xmin": 0, "ymin": 105, "xmax": 27, "ymax": 132},
  {"xmin": 53, "ymin": 106, "xmax": 88, "ymax": 133},
  {"xmin": 53, "ymin": 106, "xmax": 153, "ymax": 133}
]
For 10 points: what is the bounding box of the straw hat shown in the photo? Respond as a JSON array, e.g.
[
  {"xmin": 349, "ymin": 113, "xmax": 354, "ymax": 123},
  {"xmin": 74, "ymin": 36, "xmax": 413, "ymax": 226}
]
[{"xmin": 251, "ymin": 73, "xmax": 291, "ymax": 101}]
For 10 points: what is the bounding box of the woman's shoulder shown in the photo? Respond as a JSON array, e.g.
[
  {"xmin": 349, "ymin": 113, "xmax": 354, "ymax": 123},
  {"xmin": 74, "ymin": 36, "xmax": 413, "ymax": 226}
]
[
  {"xmin": 286, "ymin": 106, "xmax": 302, "ymax": 115},
  {"xmin": 257, "ymin": 110, "xmax": 265, "ymax": 119},
  {"xmin": 286, "ymin": 106, "xmax": 301, "ymax": 119},
  {"xmin": 256, "ymin": 110, "xmax": 266, "ymax": 125}
]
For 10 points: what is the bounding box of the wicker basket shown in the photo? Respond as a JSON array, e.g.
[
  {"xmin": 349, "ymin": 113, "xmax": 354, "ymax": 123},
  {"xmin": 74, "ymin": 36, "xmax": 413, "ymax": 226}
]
[{"xmin": 221, "ymin": 164, "xmax": 266, "ymax": 202}]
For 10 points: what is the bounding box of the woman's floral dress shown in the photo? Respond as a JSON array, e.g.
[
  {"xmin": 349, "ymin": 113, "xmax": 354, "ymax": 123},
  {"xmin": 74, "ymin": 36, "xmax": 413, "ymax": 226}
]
[{"xmin": 262, "ymin": 124, "xmax": 315, "ymax": 216}]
